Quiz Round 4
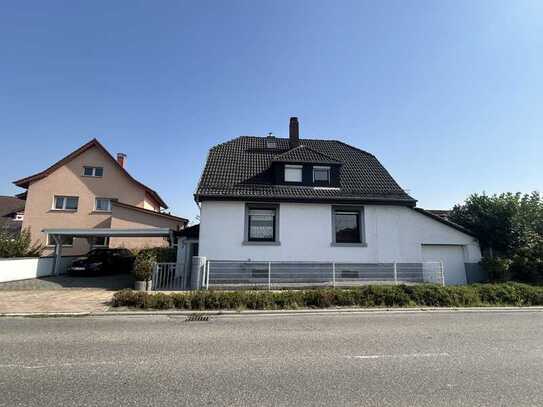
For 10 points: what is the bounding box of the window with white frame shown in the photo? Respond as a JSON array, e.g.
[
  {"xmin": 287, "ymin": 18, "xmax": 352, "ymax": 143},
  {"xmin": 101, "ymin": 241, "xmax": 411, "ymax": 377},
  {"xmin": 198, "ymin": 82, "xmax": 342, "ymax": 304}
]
[
  {"xmin": 47, "ymin": 234, "xmax": 74, "ymax": 247},
  {"xmin": 53, "ymin": 196, "xmax": 79, "ymax": 211},
  {"xmin": 13, "ymin": 212, "xmax": 24, "ymax": 221},
  {"xmin": 83, "ymin": 166, "xmax": 104, "ymax": 177},
  {"xmin": 313, "ymin": 166, "xmax": 330, "ymax": 183},
  {"xmin": 284, "ymin": 165, "xmax": 302, "ymax": 182},
  {"xmin": 95, "ymin": 198, "xmax": 112, "ymax": 212}
]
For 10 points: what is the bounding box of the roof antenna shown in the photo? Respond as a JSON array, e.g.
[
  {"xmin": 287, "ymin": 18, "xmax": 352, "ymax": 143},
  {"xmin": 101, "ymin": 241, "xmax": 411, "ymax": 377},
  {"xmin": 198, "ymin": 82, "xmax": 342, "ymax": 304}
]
[{"xmin": 267, "ymin": 132, "xmax": 273, "ymax": 137}]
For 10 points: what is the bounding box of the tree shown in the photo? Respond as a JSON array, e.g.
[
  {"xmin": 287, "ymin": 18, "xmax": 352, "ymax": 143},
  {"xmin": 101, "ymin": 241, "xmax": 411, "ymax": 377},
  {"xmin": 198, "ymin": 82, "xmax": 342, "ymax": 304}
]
[
  {"xmin": 449, "ymin": 193, "xmax": 522, "ymax": 256},
  {"xmin": 450, "ymin": 192, "xmax": 543, "ymax": 282},
  {"xmin": 0, "ymin": 227, "xmax": 43, "ymax": 258}
]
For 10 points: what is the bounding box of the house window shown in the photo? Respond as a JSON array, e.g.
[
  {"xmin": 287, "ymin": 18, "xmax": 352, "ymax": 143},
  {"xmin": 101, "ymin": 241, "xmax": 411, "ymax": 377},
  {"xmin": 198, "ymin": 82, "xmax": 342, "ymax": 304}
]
[
  {"xmin": 95, "ymin": 198, "xmax": 112, "ymax": 212},
  {"xmin": 244, "ymin": 204, "xmax": 280, "ymax": 244},
  {"xmin": 313, "ymin": 166, "xmax": 330, "ymax": 183},
  {"xmin": 83, "ymin": 166, "xmax": 103, "ymax": 177},
  {"xmin": 47, "ymin": 234, "xmax": 74, "ymax": 247},
  {"xmin": 332, "ymin": 206, "xmax": 366, "ymax": 245},
  {"xmin": 13, "ymin": 212, "xmax": 24, "ymax": 221},
  {"xmin": 284, "ymin": 165, "xmax": 302, "ymax": 182},
  {"xmin": 92, "ymin": 236, "xmax": 109, "ymax": 247},
  {"xmin": 53, "ymin": 196, "xmax": 79, "ymax": 211}
]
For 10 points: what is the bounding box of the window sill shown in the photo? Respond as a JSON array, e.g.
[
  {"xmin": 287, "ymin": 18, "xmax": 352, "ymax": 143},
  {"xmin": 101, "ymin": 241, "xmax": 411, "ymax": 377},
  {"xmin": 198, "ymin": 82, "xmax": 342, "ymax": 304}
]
[
  {"xmin": 242, "ymin": 241, "xmax": 281, "ymax": 246},
  {"xmin": 330, "ymin": 242, "xmax": 368, "ymax": 247},
  {"xmin": 49, "ymin": 209, "xmax": 78, "ymax": 213},
  {"xmin": 46, "ymin": 245, "xmax": 74, "ymax": 248},
  {"xmin": 91, "ymin": 211, "xmax": 112, "ymax": 214},
  {"xmin": 81, "ymin": 175, "xmax": 103, "ymax": 178}
]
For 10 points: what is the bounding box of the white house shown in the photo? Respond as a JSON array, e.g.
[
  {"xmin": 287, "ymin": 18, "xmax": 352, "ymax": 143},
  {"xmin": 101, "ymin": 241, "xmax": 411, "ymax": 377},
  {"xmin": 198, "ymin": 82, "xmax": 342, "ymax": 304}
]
[{"xmin": 192, "ymin": 117, "xmax": 481, "ymax": 285}]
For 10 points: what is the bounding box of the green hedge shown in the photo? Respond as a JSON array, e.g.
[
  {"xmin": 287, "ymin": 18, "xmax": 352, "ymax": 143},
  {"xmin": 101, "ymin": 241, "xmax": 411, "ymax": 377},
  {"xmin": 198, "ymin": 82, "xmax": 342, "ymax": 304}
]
[{"xmin": 111, "ymin": 283, "xmax": 543, "ymax": 310}]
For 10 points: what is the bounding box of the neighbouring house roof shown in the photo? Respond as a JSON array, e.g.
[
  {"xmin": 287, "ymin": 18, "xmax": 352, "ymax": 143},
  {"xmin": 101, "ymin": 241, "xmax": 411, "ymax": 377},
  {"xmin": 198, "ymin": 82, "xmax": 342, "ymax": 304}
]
[
  {"xmin": 111, "ymin": 201, "xmax": 188, "ymax": 224},
  {"xmin": 195, "ymin": 136, "xmax": 416, "ymax": 204},
  {"xmin": 12, "ymin": 138, "xmax": 168, "ymax": 209},
  {"xmin": 426, "ymin": 209, "xmax": 451, "ymax": 220},
  {"xmin": 176, "ymin": 223, "xmax": 199, "ymax": 239},
  {"xmin": 412, "ymin": 207, "xmax": 476, "ymax": 237},
  {"xmin": 0, "ymin": 196, "xmax": 25, "ymax": 236},
  {"xmin": 0, "ymin": 196, "xmax": 25, "ymax": 218}
]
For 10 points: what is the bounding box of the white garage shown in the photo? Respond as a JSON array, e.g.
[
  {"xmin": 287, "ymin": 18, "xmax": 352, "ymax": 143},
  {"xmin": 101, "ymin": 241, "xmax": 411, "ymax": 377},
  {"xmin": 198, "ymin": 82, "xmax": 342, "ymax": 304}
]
[{"xmin": 422, "ymin": 244, "xmax": 467, "ymax": 285}]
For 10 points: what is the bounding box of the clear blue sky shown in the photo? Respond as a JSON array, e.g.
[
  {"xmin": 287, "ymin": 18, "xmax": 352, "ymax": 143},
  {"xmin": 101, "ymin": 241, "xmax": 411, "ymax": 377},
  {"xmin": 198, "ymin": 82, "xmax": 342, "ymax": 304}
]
[{"xmin": 1, "ymin": 1, "xmax": 541, "ymax": 222}]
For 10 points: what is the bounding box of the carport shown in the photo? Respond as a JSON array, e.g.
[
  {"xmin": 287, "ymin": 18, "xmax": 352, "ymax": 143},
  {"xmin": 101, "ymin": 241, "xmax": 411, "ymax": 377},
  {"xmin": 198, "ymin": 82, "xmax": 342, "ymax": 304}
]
[{"xmin": 43, "ymin": 228, "xmax": 175, "ymax": 275}]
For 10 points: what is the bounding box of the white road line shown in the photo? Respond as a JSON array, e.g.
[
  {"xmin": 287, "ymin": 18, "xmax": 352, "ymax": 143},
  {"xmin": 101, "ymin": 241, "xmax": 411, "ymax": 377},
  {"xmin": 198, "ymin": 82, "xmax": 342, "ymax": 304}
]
[
  {"xmin": 347, "ymin": 352, "xmax": 450, "ymax": 360},
  {"xmin": 0, "ymin": 361, "xmax": 118, "ymax": 370}
]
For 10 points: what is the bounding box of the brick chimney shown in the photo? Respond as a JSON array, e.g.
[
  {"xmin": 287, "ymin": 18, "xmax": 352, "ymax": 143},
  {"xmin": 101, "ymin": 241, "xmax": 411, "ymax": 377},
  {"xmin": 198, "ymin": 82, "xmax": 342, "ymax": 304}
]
[
  {"xmin": 289, "ymin": 117, "xmax": 299, "ymax": 148},
  {"xmin": 117, "ymin": 153, "xmax": 127, "ymax": 168}
]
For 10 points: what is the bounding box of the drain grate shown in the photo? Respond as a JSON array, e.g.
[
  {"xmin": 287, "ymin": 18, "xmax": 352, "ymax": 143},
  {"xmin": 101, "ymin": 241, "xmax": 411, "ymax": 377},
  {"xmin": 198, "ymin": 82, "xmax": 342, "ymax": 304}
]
[{"xmin": 186, "ymin": 314, "xmax": 209, "ymax": 322}]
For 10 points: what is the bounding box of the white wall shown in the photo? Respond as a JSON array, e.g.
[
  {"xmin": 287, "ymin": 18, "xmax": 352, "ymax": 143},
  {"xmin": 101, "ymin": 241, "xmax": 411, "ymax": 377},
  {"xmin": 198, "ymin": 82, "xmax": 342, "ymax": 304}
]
[
  {"xmin": 0, "ymin": 256, "xmax": 78, "ymax": 282},
  {"xmin": 0, "ymin": 257, "xmax": 54, "ymax": 282},
  {"xmin": 199, "ymin": 201, "xmax": 481, "ymax": 263}
]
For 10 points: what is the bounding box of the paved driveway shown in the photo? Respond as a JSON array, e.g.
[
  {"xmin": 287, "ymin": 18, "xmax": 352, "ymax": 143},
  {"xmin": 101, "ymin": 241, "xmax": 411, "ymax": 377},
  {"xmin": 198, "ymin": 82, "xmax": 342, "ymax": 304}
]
[
  {"xmin": 0, "ymin": 274, "xmax": 133, "ymax": 314},
  {"xmin": 0, "ymin": 290, "xmax": 114, "ymax": 313}
]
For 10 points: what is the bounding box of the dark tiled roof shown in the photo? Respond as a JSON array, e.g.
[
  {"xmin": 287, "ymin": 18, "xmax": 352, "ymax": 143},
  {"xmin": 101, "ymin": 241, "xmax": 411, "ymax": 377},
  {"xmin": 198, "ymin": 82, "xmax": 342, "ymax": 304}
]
[
  {"xmin": 272, "ymin": 145, "xmax": 340, "ymax": 164},
  {"xmin": 195, "ymin": 136, "xmax": 415, "ymax": 204},
  {"xmin": 426, "ymin": 209, "xmax": 451, "ymax": 220},
  {"xmin": 177, "ymin": 224, "xmax": 199, "ymax": 239},
  {"xmin": 0, "ymin": 196, "xmax": 25, "ymax": 218},
  {"xmin": 0, "ymin": 196, "xmax": 25, "ymax": 237}
]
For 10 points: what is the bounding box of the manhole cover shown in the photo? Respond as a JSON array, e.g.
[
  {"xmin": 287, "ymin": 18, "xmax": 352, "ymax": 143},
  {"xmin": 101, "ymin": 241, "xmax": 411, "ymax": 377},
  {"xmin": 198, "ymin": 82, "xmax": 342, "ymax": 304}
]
[{"xmin": 186, "ymin": 314, "xmax": 209, "ymax": 322}]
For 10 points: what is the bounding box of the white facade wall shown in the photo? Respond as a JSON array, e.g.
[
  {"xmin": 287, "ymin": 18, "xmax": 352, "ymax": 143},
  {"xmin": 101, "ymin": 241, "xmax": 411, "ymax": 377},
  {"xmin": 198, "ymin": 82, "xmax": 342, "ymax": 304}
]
[{"xmin": 199, "ymin": 201, "xmax": 481, "ymax": 263}]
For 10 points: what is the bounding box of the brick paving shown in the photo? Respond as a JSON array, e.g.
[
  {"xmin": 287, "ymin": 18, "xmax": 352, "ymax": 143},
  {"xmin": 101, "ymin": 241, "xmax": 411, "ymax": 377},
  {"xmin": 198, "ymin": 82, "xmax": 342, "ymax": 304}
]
[
  {"xmin": 0, "ymin": 290, "xmax": 114, "ymax": 313},
  {"xmin": 0, "ymin": 274, "xmax": 134, "ymax": 313}
]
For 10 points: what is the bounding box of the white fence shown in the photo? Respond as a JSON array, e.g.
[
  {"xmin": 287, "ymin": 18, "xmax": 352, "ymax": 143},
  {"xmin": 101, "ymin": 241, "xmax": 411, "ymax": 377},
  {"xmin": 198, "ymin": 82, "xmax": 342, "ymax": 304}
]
[
  {"xmin": 202, "ymin": 261, "xmax": 445, "ymax": 290},
  {"xmin": 152, "ymin": 263, "xmax": 182, "ymax": 290}
]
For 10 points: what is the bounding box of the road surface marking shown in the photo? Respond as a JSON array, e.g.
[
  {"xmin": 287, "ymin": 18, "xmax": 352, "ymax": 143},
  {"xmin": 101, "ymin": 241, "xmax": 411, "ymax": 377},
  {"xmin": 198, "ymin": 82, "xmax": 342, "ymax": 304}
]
[
  {"xmin": 0, "ymin": 361, "xmax": 118, "ymax": 370},
  {"xmin": 348, "ymin": 352, "xmax": 450, "ymax": 360}
]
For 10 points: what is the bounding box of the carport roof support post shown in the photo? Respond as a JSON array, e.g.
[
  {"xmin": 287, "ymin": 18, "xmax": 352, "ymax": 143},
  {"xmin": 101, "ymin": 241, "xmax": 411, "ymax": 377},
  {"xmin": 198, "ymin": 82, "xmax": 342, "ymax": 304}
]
[{"xmin": 52, "ymin": 235, "xmax": 62, "ymax": 276}]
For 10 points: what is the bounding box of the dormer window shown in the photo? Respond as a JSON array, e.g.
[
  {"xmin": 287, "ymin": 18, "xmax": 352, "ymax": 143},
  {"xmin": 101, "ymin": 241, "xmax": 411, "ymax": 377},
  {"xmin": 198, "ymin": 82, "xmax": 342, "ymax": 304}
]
[
  {"xmin": 313, "ymin": 166, "xmax": 330, "ymax": 183},
  {"xmin": 83, "ymin": 166, "xmax": 103, "ymax": 177},
  {"xmin": 284, "ymin": 165, "xmax": 302, "ymax": 182}
]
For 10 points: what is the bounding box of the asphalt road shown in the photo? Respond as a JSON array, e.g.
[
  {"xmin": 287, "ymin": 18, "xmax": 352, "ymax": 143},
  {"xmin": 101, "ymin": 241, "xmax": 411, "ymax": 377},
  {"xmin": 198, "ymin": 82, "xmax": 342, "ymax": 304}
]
[{"xmin": 1, "ymin": 311, "xmax": 543, "ymax": 406}]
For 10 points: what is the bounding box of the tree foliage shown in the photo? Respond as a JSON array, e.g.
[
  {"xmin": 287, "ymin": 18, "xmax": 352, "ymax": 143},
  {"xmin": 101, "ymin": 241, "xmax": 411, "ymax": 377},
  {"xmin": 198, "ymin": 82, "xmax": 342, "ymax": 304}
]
[
  {"xmin": 450, "ymin": 192, "xmax": 543, "ymax": 282},
  {"xmin": 0, "ymin": 227, "xmax": 44, "ymax": 258}
]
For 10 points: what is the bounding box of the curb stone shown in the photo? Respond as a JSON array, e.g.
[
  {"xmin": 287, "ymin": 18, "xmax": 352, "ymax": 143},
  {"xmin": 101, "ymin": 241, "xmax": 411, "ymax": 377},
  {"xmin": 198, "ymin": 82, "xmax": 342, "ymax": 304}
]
[{"xmin": 3, "ymin": 306, "xmax": 543, "ymax": 318}]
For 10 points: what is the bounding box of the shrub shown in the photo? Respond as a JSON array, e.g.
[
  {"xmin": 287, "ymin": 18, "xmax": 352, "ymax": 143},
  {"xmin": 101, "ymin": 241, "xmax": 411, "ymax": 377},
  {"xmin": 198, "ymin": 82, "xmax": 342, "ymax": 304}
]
[
  {"xmin": 111, "ymin": 284, "xmax": 543, "ymax": 310},
  {"xmin": 134, "ymin": 256, "xmax": 154, "ymax": 282},
  {"xmin": 132, "ymin": 247, "xmax": 176, "ymax": 263},
  {"xmin": 509, "ymin": 234, "xmax": 543, "ymax": 283},
  {"xmin": 480, "ymin": 257, "xmax": 511, "ymax": 282},
  {"xmin": 0, "ymin": 227, "xmax": 43, "ymax": 258}
]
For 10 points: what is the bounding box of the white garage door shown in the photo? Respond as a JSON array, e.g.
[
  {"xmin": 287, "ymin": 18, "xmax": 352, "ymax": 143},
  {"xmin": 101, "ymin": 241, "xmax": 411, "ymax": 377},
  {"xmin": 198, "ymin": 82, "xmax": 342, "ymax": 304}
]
[{"xmin": 421, "ymin": 245, "xmax": 467, "ymax": 285}]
